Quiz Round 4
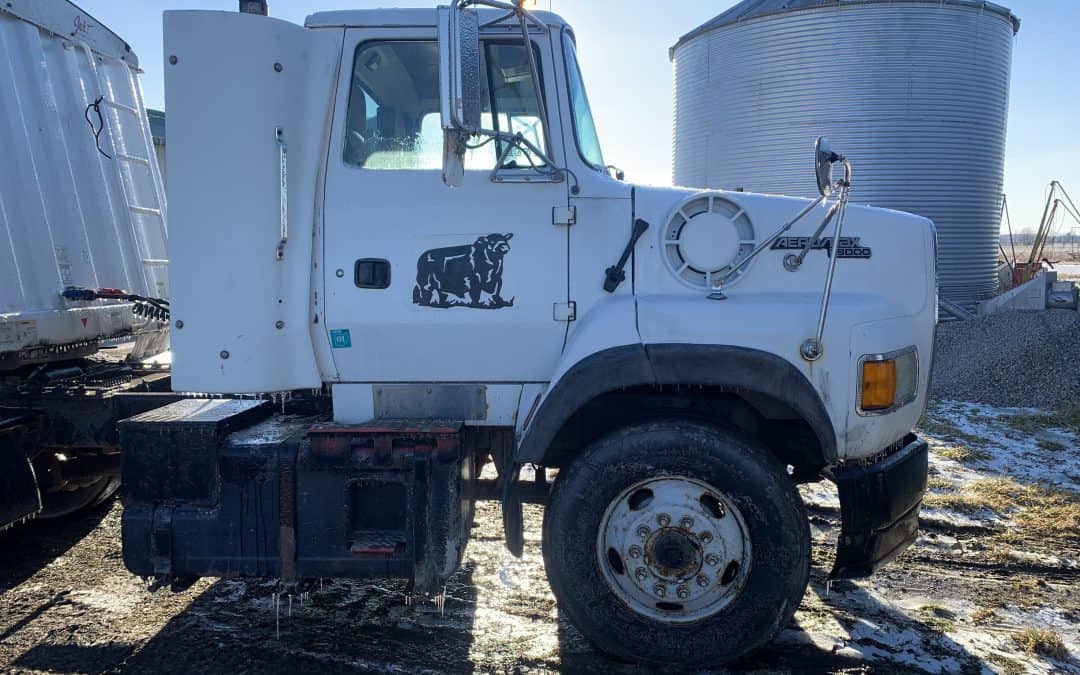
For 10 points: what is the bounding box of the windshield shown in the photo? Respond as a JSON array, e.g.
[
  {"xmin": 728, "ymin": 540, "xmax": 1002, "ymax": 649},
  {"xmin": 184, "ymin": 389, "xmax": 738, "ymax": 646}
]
[{"xmin": 562, "ymin": 31, "xmax": 604, "ymax": 168}]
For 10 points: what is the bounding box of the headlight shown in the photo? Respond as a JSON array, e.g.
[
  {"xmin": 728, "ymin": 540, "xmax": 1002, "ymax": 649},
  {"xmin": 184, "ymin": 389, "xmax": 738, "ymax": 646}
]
[{"xmin": 857, "ymin": 347, "xmax": 918, "ymax": 415}]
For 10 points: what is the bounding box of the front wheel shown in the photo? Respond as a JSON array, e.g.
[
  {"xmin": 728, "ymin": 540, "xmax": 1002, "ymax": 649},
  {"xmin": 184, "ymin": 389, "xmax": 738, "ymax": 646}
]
[{"xmin": 542, "ymin": 420, "xmax": 810, "ymax": 667}]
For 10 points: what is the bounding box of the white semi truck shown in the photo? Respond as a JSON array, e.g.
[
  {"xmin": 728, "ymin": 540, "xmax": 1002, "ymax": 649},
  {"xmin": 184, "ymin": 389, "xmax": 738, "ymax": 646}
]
[{"xmin": 121, "ymin": 1, "xmax": 935, "ymax": 666}]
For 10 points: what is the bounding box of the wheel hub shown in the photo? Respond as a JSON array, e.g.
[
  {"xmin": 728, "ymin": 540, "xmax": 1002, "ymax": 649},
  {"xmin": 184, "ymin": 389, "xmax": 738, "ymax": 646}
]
[
  {"xmin": 647, "ymin": 528, "xmax": 701, "ymax": 580},
  {"xmin": 597, "ymin": 476, "xmax": 751, "ymax": 623}
]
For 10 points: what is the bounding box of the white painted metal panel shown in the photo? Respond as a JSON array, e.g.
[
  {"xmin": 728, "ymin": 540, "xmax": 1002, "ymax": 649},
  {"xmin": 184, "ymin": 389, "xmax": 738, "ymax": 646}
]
[
  {"xmin": 629, "ymin": 184, "xmax": 937, "ymax": 460},
  {"xmin": 320, "ymin": 27, "xmax": 570, "ymax": 384},
  {"xmin": 164, "ymin": 10, "xmax": 340, "ymax": 392},
  {"xmin": 0, "ymin": 1, "xmax": 168, "ymax": 360},
  {"xmin": 672, "ymin": 0, "xmax": 1018, "ymax": 312}
]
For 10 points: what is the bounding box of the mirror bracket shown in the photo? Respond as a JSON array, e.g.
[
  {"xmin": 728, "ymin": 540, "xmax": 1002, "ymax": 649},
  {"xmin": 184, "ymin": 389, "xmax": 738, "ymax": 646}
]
[{"xmin": 441, "ymin": 0, "xmax": 561, "ymax": 187}]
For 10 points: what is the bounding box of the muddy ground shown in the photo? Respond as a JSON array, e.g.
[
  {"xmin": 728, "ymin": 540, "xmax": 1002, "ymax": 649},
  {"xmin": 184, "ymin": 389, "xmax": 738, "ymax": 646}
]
[{"xmin": 1, "ymin": 402, "xmax": 1077, "ymax": 674}]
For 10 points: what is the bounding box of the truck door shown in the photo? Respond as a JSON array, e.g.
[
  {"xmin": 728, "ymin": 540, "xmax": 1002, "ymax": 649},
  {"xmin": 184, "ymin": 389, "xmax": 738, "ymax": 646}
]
[{"xmin": 323, "ymin": 29, "xmax": 569, "ymax": 382}]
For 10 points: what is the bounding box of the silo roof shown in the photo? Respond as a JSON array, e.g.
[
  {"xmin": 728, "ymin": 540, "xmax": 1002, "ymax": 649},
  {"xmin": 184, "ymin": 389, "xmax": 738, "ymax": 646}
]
[{"xmin": 673, "ymin": 0, "xmax": 1020, "ymax": 54}]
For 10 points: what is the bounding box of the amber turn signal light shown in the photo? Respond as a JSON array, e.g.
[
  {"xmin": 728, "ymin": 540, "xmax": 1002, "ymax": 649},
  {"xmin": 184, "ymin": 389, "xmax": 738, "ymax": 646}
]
[{"xmin": 860, "ymin": 359, "xmax": 897, "ymax": 411}]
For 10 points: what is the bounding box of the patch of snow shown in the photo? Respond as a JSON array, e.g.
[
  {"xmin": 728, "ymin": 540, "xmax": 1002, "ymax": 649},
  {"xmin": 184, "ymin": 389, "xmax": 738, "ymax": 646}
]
[
  {"xmin": 69, "ymin": 577, "xmax": 145, "ymax": 614},
  {"xmin": 926, "ymin": 401, "xmax": 1080, "ymax": 492},
  {"xmin": 799, "ymin": 480, "xmax": 840, "ymax": 510}
]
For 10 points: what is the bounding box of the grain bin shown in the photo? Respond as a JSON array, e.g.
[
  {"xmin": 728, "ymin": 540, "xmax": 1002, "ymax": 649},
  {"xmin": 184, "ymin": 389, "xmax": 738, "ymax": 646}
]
[{"xmin": 671, "ymin": 0, "xmax": 1019, "ymax": 312}]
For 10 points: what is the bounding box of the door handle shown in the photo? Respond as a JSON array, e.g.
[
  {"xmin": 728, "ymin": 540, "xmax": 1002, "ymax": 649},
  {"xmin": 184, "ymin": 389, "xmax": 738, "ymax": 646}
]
[{"xmin": 354, "ymin": 259, "xmax": 391, "ymax": 289}]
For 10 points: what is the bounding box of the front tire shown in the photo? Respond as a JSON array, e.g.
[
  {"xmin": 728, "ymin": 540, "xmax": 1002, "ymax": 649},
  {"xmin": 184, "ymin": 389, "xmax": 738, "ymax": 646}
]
[{"xmin": 542, "ymin": 420, "xmax": 810, "ymax": 667}]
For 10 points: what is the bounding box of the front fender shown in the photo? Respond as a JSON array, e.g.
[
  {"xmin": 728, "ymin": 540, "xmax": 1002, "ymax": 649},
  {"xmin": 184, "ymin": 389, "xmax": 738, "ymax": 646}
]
[
  {"xmin": 515, "ymin": 339, "xmax": 837, "ymax": 466},
  {"xmin": 514, "ymin": 295, "xmax": 642, "ymax": 456}
]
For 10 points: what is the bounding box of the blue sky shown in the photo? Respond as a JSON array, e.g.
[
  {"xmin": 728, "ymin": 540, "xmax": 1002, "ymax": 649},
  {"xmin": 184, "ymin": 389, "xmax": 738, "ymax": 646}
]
[{"xmin": 79, "ymin": 0, "xmax": 1079, "ymax": 237}]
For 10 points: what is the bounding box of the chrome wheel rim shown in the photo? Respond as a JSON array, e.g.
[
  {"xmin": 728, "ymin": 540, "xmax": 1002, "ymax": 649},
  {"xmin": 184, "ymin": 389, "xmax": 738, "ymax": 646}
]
[{"xmin": 596, "ymin": 476, "xmax": 751, "ymax": 623}]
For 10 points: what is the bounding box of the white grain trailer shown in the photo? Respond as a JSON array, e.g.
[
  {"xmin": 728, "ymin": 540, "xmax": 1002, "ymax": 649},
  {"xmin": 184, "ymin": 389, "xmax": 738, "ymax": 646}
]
[{"xmin": 0, "ymin": 0, "xmax": 173, "ymax": 529}]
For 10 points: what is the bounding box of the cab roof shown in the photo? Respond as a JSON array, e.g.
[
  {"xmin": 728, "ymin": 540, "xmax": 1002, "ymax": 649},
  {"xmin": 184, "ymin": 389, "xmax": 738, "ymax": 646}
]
[{"xmin": 305, "ymin": 8, "xmax": 568, "ymax": 30}]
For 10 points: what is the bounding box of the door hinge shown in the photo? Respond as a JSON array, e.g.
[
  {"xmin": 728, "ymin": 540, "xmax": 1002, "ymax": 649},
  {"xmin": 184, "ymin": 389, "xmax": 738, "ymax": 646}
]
[
  {"xmin": 552, "ymin": 206, "xmax": 576, "ymax": 227},
  {"xmin": 553, "ymin": 301, "xmax": 577, "ymax": 322}
]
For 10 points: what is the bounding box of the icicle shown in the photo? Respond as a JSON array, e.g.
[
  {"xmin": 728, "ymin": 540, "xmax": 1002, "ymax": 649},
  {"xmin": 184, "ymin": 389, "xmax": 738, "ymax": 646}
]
[
  {"xmin": 274, "ymin": 590, "xmax": 280, "ymax": 639},
  {"xmin": 288, "ymin": 592, "xmax": 293, "ymax": 617},
  {"xmin": 434, "ymin": 587, "xmax": 447, "ymax": 616},
  {"xmin": 826, "ymin": 580, "xmax": 832, "ymax": 598}
]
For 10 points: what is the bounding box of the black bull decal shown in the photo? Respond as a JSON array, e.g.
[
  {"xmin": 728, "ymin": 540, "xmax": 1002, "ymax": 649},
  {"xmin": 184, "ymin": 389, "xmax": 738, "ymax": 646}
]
[{"xmin": 413, "ymin": 234, "xmax": 515, "ymax": 309}]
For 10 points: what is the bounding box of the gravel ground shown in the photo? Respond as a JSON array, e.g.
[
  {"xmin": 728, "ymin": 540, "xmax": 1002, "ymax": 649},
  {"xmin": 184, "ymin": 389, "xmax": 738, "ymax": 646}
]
[
  {"xmin": 1, "ymin": 404, "xmax": 1077, "ymax": 674},
  {"xmin": 931, "ymin": 309, "xmax": 1080, "ymax": 410}
]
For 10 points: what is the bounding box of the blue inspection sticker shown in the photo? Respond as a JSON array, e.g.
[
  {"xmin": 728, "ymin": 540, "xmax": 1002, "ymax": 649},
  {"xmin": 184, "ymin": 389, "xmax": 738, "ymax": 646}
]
[{"xmin": 330, "ymin": 329, "xmax": 352, "ymax": 349}]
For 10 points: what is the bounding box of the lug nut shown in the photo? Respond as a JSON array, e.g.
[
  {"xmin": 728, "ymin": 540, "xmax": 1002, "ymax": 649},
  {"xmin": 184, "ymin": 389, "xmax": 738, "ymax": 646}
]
[
  {"xmin": 680, "ymin": 516, "xmax": 694, "ymax": 529},
  {"xmin": 653, "ymin": 584, "xmax": 667, "ymax": 598},
  {"xmin": 636, "ymin": 525, "xmax": 651, "ymax": 539},
  {"xmin": 629, "ymin": 546, "xmax": 642, "ymax": 559},
  {"xmin": 635, "ymin": 567, "xmax": 648, "ymax": 581},
  {"xmin": 677, "ymin": 586, "xmax": 690, "ymax": 599},
  {"xmin": 699, "ymin": 532, "xmax": 713, "ymax": 544},
  {"xmin": 696, "ymin": 574, "xmax": 710, "ymax": 587},
  {"xmin": 657, "ymin": 513, "xmax": 670, "ymax": 527},
  {"xmin": 705, "ymin": 554, "xmax": 720, "ymax": 566}
]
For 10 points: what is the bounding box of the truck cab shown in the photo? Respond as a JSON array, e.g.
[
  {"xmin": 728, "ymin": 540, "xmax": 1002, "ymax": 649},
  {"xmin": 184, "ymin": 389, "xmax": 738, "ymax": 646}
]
[{"xmin": 122, "ymin": 2, "xmax": 934, "ymax": 667}]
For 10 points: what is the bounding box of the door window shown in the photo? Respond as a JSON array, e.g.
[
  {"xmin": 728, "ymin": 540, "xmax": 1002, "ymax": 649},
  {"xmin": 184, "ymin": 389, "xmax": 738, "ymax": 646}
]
[
  {"xmin": 343, "ymin": 40, "xmax": 547, "ymax": 170},
  {"xmin": 562, "ymin": 31, "xmax": 604, "ymax": 168},
  {"xmin": 485, "ymin": 43, "xmax": 548, "ymax": 168}
]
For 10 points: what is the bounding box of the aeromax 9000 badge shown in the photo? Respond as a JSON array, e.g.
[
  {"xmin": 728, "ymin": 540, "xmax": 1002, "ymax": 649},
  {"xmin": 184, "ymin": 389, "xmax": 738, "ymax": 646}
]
[{"xmin": 770, "ymin": 236, "xmax": 871, "ymax": 259}]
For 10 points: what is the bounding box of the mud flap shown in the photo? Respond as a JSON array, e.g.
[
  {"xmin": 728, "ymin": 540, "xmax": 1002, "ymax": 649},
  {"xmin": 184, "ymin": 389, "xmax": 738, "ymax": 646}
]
[
  {"xmin": 0, "ymin": 425, "xmax": 41, "ymax": 530},
  {"xmin": 501, "ymin": 462, "xmax": 524, "ymax": 557},
  {"xmin": 830, "ymin": 434, "xmax": 928, "ymax": 579}
]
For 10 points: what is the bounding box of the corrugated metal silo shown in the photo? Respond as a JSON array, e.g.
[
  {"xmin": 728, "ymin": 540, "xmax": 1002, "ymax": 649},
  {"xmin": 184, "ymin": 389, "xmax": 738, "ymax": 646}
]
[{"xmin": 671, "ymin": 0, "xmax": 1020, "ymax": 311}]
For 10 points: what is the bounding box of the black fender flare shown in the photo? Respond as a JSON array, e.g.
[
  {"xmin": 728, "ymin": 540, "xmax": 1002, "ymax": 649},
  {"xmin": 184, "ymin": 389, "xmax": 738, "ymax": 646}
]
[
  {"xmin": 502, "ymin": 344, "xmax": 837, "ymax": 555},
  {"xmin": 517, "ymin": 343, "xmax": 837, "ymax": 465}
]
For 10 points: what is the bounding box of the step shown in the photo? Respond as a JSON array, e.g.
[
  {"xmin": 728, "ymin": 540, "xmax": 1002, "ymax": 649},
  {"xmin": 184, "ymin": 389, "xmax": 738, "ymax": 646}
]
[{"xmin": 349, "ymin": 530, "xmax": 408, "ymax": 557}]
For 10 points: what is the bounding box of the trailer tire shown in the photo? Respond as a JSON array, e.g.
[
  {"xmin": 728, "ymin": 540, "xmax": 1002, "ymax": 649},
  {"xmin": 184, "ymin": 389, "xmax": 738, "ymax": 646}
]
[
  {"xmin": 39, "ymin": 476, "xmax": 119, "ymax": 519},
  {"xmin": 542, "ymin": 419, "xmax": 810, "ymax": 667}
]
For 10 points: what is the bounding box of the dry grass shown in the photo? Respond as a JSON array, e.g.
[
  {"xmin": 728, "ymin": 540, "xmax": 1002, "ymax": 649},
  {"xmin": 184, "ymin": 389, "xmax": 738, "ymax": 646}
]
[
  {"xmin": 927, "ymin": 476, "xmax": 954, "ymax": 491},
  {"xmin": 1058, "ymin": 406, "xmax": 1080, "ymax": 434},
  {"xmin": 1015, "ymin": 491, "xmax": 1080, "ymax": 542},
  {"xmin": 969, "ymin": 607, "xmax": 996, "ymax": 625},
  {"xmin": 917, "ymin": 605, "xmax": 956, "ymax": 633},
  {"xmin": 1003, "ymin": 245, "xmax": 1080, "ymax": 264},
  {"xmin": 986, "ymin": 653, "xmax": 1025, "ymax": 675},
  {"xmin": 1037, "ymin": 438, "xmax": 1066, "ymax": 452},
  {"xmin": 974, "ymin": 577, "xmax": 1049, "ymax": 610},
  {"xmin": 919, "ymin": 416, "xmax": 986, "ymax": 446},
  {"xmin": 1001, "ymin": 407, "xmax": 1080, "ymax": 435},
  {"xmin": 924, "ymin": 478, "xmax": 1080, "ymax": 544},
  {"xmin": 1012, "ymin": 628, "xmax": 1070, "ymax": 661},
  {"xmin": 933, "ymin": 443, "xmax": 990, "ymax": 463}
]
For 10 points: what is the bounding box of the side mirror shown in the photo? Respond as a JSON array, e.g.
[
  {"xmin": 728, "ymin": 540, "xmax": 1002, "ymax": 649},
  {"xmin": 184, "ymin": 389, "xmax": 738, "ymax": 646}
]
[
  {"xmin": 439, "ymin": 4, "xmax": 483, "ymax": 186},
  {"xmin": 814, "ymin": 136, "xmax": 841, "ymax": 196}
]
